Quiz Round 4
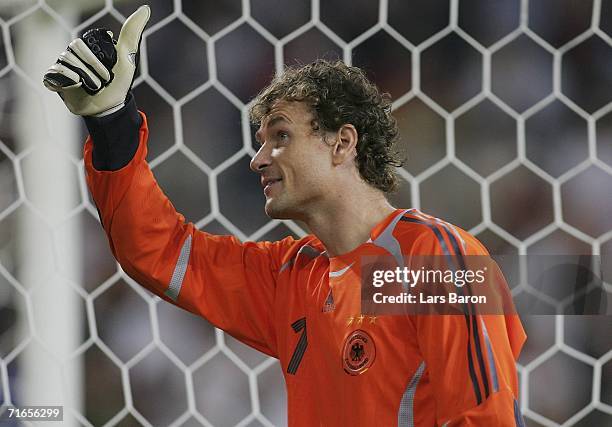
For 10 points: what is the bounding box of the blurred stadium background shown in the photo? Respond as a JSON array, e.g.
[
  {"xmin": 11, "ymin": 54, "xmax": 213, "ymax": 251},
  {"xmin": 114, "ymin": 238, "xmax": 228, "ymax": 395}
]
[{"xmin": 0, "ymin": 0, "xmax": 611, "ymax": 426}]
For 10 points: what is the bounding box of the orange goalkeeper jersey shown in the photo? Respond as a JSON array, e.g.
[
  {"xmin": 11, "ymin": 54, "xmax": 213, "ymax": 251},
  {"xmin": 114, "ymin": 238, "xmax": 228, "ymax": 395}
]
[{"xmin": 84, "ymin": 111, "xmax": 527, "ymax": 426}]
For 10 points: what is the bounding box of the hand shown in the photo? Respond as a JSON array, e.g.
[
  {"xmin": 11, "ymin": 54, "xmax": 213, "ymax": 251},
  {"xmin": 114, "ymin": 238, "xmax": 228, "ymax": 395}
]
[{"xmin": 43, "ymin": 5, "xmax": 151, "ymax": 117}]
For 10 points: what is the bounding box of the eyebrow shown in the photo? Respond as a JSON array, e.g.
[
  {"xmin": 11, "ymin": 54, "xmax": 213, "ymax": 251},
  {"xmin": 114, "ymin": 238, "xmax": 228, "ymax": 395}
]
[
  {"xmin": 255, "ymin": 116, "xmax": 290, "ymax": 144},
  {"xmin": 267, "ymin": 116, "xmax": 289, "ymax": 128}
]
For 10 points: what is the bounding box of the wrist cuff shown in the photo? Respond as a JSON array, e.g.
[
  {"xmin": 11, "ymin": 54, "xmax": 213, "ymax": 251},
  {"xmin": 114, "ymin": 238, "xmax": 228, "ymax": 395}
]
[{"xmin": 84, "ymin": 92, "xmax": 142, "ymax": 171}]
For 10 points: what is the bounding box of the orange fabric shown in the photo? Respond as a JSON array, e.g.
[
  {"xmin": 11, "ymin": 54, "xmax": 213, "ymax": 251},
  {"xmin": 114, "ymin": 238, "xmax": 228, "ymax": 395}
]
[{"xmin": 84, "ymin": 113, "xmax": 526, "ymax": 426}]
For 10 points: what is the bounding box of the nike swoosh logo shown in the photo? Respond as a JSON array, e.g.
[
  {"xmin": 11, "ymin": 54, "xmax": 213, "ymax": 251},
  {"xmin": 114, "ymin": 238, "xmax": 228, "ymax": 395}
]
[{"xmin": 329, "ymin": 262, "xmax": 355, "ymax": 278}]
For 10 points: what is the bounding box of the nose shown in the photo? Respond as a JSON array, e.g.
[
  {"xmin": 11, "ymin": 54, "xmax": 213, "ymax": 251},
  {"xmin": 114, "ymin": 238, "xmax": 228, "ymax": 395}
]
[{"xmin": 250, "ymin": 144, "xmax": 272, "ymax": 172}]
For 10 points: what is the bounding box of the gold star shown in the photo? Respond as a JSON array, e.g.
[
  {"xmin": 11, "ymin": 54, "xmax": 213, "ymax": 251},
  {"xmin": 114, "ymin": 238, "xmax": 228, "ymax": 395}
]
[
  {"xmin": 369, "ymin": 316, "xmax": 377, "ymax": 325},
  {"xmin": 346, "ymin": 316, "xmax": 354, "ymax": 326},
  {"xmin": 357, "ymin": 314, "xmax": 365, "ymax": 325}
]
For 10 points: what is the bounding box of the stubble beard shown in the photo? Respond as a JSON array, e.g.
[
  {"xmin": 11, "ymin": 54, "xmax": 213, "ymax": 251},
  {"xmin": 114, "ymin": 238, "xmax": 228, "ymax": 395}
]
[
  {"xmin": 264, "ymin": 188, "xmax": 323, "ymax": 223},
  {"xmin": 264, "ymin": 194, "xmax": 298, "ymax": 220}
]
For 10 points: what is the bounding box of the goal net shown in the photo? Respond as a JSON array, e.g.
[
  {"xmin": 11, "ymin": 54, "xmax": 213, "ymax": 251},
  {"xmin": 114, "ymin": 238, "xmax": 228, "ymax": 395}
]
[{"xmin": 0, "ymin": 0, "xmax": 610, "ymax": 426}]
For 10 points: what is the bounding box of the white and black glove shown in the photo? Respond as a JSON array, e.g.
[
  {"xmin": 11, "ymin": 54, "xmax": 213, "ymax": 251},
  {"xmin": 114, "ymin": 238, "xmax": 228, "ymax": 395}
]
[{"xmin": 43, "ymin": 5, "xmax": 151, "ymax": 117}]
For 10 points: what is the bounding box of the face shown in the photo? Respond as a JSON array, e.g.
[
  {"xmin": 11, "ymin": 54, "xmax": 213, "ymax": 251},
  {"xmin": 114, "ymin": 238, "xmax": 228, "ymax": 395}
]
[{"xmin": 250, "ymin": 101, "xmax": 333, "ymax": 219}]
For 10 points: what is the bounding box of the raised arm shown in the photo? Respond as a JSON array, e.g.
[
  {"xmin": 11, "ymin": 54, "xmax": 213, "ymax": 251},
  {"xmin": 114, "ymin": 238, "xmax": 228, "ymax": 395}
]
[
  {"xmin": 88, "ymin": 101, "xmax": 293, "ymax": 355},
  {"xmin": 43, "ymin": 6, "xmax": 292, "ymax": 357}
]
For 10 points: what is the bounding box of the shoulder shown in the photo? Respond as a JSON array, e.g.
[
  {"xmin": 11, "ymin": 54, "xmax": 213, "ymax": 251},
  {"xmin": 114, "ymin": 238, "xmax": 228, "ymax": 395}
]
[
  {"xmin": 257, "ymin": 234, "xmax": 325, "ymax": 271},
  {"xmin": 391, "ymin": 209, "xmax": 489, "ymax": 256}
]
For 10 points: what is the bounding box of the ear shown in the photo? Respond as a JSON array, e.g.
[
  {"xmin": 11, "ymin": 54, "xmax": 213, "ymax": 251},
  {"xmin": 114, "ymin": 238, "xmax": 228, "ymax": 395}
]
[{"xmin": 331, "ymin": 124, "xmax": 358, "ymax": 166}]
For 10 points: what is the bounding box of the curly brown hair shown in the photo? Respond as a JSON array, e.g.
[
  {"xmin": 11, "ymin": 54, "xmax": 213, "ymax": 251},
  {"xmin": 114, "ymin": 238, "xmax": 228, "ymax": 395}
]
[{"xmin": 249, "ymin": 60, "xmax": 403, "ymax": 193}]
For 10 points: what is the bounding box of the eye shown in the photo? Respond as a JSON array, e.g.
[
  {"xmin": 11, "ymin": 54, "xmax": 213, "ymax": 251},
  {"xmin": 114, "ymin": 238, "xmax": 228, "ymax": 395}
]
[{"xmin": 277, "ymin": 130, "xmax": 290, "ymax": 142}]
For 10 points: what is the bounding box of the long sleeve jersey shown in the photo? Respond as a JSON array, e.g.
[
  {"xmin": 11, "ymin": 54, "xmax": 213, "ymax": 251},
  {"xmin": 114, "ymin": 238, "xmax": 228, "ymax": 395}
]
[{"xmin": 83, "ymin": 99, "xmax": 527, "ymax": 426}]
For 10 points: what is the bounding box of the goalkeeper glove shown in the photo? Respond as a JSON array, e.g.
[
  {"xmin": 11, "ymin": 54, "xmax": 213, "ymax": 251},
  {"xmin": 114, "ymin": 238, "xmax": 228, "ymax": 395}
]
[{"xmin": 43, "ymin": 5, "xmax": 151, "ymax": 117}]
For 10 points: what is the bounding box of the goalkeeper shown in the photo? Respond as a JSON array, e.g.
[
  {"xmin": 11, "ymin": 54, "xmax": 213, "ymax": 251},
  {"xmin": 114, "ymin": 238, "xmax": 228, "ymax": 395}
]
[{"xmin": 44, "ymin": 6, "xmax": 527, "ymax": 426}]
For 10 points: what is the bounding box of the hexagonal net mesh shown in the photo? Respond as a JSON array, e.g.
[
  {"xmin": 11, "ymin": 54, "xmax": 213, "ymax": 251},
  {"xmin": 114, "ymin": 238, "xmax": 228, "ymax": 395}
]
[{"xmin": 0, "ymin": 0, "xmax": 611, "ymax": 426}]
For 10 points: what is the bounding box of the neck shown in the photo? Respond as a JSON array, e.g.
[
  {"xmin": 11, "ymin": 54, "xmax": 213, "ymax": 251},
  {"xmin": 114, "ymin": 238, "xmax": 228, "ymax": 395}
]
[{"xmin": 302, "ymin": 186, "xmax": 396, "ymax": 257}]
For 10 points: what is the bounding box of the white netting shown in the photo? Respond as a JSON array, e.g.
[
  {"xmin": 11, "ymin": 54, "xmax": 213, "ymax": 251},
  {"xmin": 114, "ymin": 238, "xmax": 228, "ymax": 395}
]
[{"xmin": 0, "ymin": 0, "xmax": 611, "ymax": 426}]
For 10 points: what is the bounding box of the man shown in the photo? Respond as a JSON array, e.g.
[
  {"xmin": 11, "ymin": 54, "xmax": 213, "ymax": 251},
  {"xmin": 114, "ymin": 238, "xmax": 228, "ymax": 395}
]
[{"xmin": 44, "ymin": 6, "xmax": 526, "ymax": 426}]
